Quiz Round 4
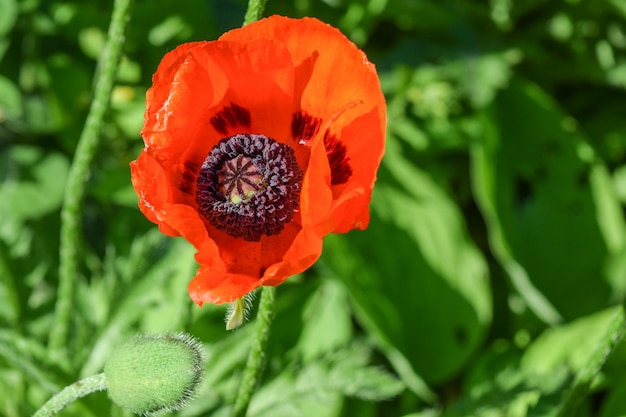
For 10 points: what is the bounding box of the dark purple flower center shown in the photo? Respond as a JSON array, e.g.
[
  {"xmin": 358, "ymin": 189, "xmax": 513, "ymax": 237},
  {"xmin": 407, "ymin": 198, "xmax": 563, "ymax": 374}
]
[{"xmin": 196, "ymin": 134, "xmax": 304, "ymax": 242}]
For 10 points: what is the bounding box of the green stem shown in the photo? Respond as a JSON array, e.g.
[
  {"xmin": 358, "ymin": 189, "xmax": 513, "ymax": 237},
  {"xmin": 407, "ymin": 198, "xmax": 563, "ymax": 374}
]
[
  {"xmin": 243, "ymin": 0, "xmax": 269, "ymax": 26},
  {"xmin": 49, "ymin": 0, "xmax": 134, "ymax": 354},
  {"xmin": 232, "ymin": 2, "xmax": 273, "ymax": 412},
  {"xmin": 556, "ymin": 306, "xmax": 626, "ymax": 417},
  {"xmin": 32, "ymin": 373, "xmax": 107, "ymax": 417},
  {"xmin": 232, "ymin": 286, "xmax": 276, "ymax": 417}
]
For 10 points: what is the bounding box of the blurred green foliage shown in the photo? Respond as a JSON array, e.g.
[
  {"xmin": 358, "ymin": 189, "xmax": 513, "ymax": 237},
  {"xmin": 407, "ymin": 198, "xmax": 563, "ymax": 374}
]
[{"xmin": 2, "ymin": 0, "xmax": 626, "ymax": 416}]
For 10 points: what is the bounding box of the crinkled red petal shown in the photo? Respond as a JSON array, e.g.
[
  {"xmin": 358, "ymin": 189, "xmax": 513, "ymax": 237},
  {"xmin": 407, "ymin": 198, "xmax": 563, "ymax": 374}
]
[
  {"xmin": 223, "ymin": 16, "xmax": 386, "ymax": 233},
  {"xmin": 133, "ymin": 16, "xmax": 386, "ymax": 304}
]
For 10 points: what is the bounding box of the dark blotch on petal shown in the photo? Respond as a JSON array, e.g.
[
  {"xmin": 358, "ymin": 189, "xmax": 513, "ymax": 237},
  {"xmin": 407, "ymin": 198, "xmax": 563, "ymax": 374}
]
[
  {"xmin": 324, "ymin": 132, "xmax": 352, "ymax": 185},
  {"xmin": 210, "ymin": 103, "xmax": 252, "ymax": 135},
  {"xmin": 291, "ymin": 111, "xmax": 321, "ymax": 144},
  {"xmin": 179, "ymin": 161, "xmax": 201, "ymax": 195}
]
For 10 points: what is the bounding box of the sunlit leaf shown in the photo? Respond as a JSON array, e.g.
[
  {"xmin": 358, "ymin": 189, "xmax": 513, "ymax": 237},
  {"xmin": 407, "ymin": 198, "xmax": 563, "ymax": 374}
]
[
  {"xmin": 323, "ymin": 142, "xmax": 492, "ymax": 389},
  {"xmin": 248, "ymin": 344, "xmax": 402, "ymax": 417},
  {"xmin": 296, "ymin": 279, "xmax": 353, "ymax": 361},
  {"xmin": 0, "ymin": 146, "xmax": 69, "ymax": 222},
  {"xmin": 0, "ymin": 0, "xmax": 18, "ymax": 37},
  {"xmin": 521, "ymin": 306, "xmax": 626, "ymax": 378},
  {"xmin": 0, "ymin": 76, "xmax": 22, "ymax": 122},
  {"xmin": 471, "ymin": 79, "xmax": 620, "ymax": 322}
]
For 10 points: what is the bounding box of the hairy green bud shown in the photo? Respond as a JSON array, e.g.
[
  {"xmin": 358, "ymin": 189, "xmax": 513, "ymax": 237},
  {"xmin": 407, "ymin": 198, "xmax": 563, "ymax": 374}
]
[{"xmin": 104, "ymin": 333, "xmax": 205, "ymax": 415}]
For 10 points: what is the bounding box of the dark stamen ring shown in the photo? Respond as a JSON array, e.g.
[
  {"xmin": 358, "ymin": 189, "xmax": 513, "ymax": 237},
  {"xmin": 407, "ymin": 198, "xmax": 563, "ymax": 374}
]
[{"xmin": 196, "ymin": 134, "xmax": 304, "ymax": 242}]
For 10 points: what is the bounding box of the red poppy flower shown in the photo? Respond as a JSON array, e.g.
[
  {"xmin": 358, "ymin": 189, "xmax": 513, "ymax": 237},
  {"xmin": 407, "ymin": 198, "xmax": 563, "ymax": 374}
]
[{"xmin": 130, "ymin": 15, "xmax": 386, "ymax": 305}]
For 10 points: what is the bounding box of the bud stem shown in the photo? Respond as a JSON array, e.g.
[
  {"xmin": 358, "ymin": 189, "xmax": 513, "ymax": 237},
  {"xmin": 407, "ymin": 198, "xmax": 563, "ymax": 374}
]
[
  {"xmin": 232, "ymin": 286, "xmax": 276, "ymax": 417},
  {"xmin": 32, "ymin": 373, "xmax": 107, "ymax": 417}
]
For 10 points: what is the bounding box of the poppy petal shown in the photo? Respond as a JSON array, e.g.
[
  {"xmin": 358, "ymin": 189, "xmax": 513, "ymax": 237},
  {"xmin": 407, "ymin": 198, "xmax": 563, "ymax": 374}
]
[
  {"xmin": 222, "ymin": 16, "xmax": 385, "ymax": 129},
  {"xmin": 130, "ymin": 151, "xmax": 179, "ymax": 237},
  {"xmin": 262, "ymin": 227, "xmax": 323, "ymax": 286},
  {"xmin": 220, "ymin": 16, "xmax": 385, "ymax": 230},
  {"xmin": 325, "ymin": 107, "xmax": 386, "ymax": 233},
  {"xmin": 132, "ymin": 16, "xmax": 385, "ymax": 305},
  {"xmin": 188, "ymin": 266, "xmax": 261, "ymax": 306},
  {"xmin": 189, "ymin": 222, "xmax": 323, "ymax": 305}
]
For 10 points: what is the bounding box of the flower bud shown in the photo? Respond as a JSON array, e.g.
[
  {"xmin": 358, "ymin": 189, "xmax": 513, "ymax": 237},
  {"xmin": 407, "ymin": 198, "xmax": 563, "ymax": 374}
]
[{"xmin": 104, "ymin": 333, "xmax": 204, "ymax": 415}]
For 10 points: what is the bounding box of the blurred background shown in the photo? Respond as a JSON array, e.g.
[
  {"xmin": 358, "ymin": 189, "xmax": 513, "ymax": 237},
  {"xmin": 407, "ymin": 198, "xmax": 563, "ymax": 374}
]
[{"xmin": 2, "ymin": 0, "xmax": 626, "ymax": 416}]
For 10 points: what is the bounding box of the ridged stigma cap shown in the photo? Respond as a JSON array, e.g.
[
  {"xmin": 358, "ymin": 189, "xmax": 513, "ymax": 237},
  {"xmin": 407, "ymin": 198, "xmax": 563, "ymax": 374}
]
[{"xmin": 104, "ymin": 333, "xmax": 205, "ymax": 415}]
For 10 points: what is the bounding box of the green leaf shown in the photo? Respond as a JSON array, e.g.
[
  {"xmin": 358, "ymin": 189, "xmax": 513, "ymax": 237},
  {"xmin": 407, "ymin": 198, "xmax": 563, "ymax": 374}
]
[
  {"xmin": 600, "ymin": 381, "xmax": 626, "ymax": 417},
  {"xmin": 79, "ymin": 236, "xmax": 198, "ymax": 377},
  {"xmin": 403, "ymin": 412, "xmax": 441, "ymax": 417},
  {"xmin": 89, "ymin": 163, "xmax": 140, "ymax": 209},
  {"xmin": 295, "ymin": 279, "xmax": 353, "ymax": 361},
  {"xmin": 0, "ymin": 75, "xmax": 22, "ymax": 122},
  {"xmin": 0, "ymin": 369, "xmax": 23, "ymax": 417},
  {"xmin": 0, "ymin": 253, "xmax": 19, "ymax": 325},
  {"xmin": 445, "ymin": 340, "xmax": 583, "ymax": 417},
  {"xmin": 590, "ymin": 163, "xmax": 626, "ymax": 256},
  {"xmin": 249, "ymin": 365, "xmax": 343, "ymax": 417},
  {"xmin": 0, "ymin": 146, "xmax": 69, "ymax": 222},
  {"xmin": 78, "ymin": 26, "xmax": 107, "ymax": 60},
  {"xmin": 453, "ymin": 51, "xmax": 519, "ymax": 109},
  {"xmin": 521, "ymin": 306, "xmax": 625, "ymax": 377},
  {"xmin": 445, "ymin": 365, "xmax": 571, "ymax": 417},
  {"xmin": 0, "ymin": 0, "xmax": 18, "ymax": 37},
  {"xmin": 148, "ymin": 15, "xmax": 193, "ymax": 46},
  {"xmin": 470, "ymin": 78, "xmax": 620, "ymax": 322},
  {"xmin": 248, "ymin": 344, "xmax": 403, "ymax": 417},
  {"xmin": 323, "ymin": 144, "xmax": 492, "ymax": 389},
  {"xmin": 327, "ymin": 349, "xmax": 405, "ymax": 401}
]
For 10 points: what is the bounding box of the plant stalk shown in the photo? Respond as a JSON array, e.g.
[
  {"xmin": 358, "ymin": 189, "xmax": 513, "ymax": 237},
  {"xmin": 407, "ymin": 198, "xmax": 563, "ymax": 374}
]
[
  {"xmin": 49, "ymin": 0, "xmax": 134, "ymax": 354},
  {"xmin": 231, "ymin": 286, "xmax": 276, "ymax": 417}
]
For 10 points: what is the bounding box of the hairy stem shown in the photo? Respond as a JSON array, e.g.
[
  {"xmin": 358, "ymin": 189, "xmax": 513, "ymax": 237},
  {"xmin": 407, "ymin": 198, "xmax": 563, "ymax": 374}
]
[
  {"xmin": 232, "ymin": 286, "xmax": 276, "ymax": 417},
  {"xmin": 49, "ymin": 0, "xmax": 134, "ymax": 354},
  {"xmin": 32, "ymin": 373, "xmax": 107, "ymax": 417}
]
